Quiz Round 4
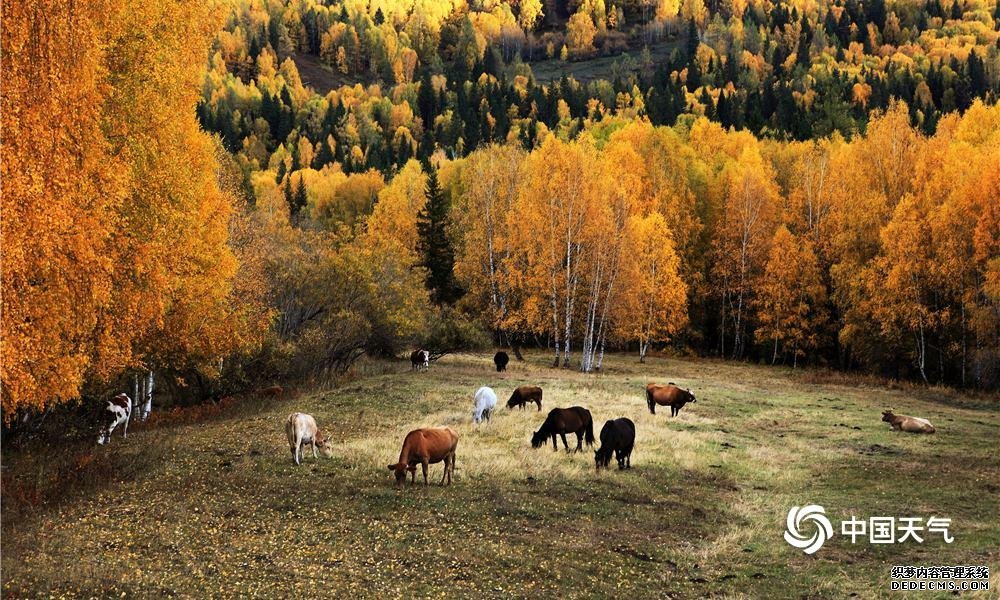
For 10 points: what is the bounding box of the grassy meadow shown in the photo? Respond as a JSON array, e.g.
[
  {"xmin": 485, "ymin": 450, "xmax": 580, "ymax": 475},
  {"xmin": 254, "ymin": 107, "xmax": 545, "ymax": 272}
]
[{"xmin": 2, "ymin": 352, "xmax": 998, "ymax": 598}]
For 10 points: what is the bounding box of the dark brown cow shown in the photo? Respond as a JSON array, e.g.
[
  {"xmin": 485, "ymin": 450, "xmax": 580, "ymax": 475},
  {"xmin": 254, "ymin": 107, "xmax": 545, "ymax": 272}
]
[
  {"xmin": 646, "ymin": 383, "xmax": 696, "ymax": 417},
  {"xmin": 494, "ymin": 351, "xmax": 509, "ymax": 372},
  {"xmin": 387, "ymin": 427, "xmax": 459, "ymax": 487},
  {"xmin": 507, "ymin": 385, "xmax": 543, "ymax": 411},
  {"xmin": 531, "ymin": 407, "xmax": 595, "ymax": 452}
]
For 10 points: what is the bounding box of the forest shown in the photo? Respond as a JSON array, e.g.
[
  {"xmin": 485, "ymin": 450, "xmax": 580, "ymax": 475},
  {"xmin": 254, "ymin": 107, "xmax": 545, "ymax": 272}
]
[{"xmin": 2, "ymin": 0, "xmax": 999, "ymax": 422}]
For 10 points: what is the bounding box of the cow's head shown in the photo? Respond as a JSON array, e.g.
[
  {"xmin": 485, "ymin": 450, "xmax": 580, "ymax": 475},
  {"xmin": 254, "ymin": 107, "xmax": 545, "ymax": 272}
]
[
  {"xmin": 881, "ymin": 409, "xmax": 895, "ymax": 423},
  {"xmin": 530, "ymin": 429, "xmax": 546, "ymax": 449},
  {"xmin": 686, "ymin": 389, "xmax": 696, "ymax": 403},
  {"xmin": 386, "ymin": 462, "xmax": 416, "ymax": 487},
  {"xmin": 594, "ymin": 447, "xmax": 613, "ymax": 470},
  {"xmin": 315, "ymin": 431, "xmax": 334, "ymax": 458},
  {"xmin": 96, "ymin": 401, "xmax": 120, "ymax": 445}
]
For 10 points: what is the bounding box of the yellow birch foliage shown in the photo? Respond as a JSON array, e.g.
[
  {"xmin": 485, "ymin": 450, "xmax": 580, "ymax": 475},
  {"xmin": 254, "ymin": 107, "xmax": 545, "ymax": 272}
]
[{"xmin": 1, "ymin": 0, "xmax": 258, "ymax": 418}]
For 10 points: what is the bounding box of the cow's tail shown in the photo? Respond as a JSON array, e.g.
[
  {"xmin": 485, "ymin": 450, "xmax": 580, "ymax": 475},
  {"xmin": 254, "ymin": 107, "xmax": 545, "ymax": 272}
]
[
  {"xmin": 584, "ymin": 414, "xmax": 595, "ymax": 446},
  {"xmin": 646, "ymin": 389, "xmax": 655, "ymax": 414}
]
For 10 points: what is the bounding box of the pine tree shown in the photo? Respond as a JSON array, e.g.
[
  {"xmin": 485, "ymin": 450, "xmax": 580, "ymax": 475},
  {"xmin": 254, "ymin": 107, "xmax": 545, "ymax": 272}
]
[
  {"xmin": 293, "ymin": 174, "xmax": 308, "ymax": 222},
  {"xmin": 416, "ymin": 162, "xmax": 461, "ymax": 304},
  {"xmin": 417, "ymin": 70, "xmax": 437, "ymax": 127}
]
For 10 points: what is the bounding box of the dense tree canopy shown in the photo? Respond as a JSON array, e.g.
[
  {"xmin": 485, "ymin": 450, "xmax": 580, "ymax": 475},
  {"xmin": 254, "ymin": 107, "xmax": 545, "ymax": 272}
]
[{"xmin": 4, "ymin": 0, "xmax": 999, "ymax": 422}]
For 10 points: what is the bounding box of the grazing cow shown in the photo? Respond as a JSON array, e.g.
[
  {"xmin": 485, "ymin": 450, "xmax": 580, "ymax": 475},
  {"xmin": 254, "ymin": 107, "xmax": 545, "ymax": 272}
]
[
  {"xmin": 285, "ymin": 413, "xmax": 334, "ymax": 465},
  {"xmin": 387, "ymin": 427, "xmax": 459, "ymax": 487},
  {"xmin": 494, "ymin": 351, "xmax": 509, "ymax": 373},
  {"xmin": 646, "ymin": 383, "xmax": 696, "ymax": 417},
  {"xmin": 410, "ymin": 349, "xmax": 430, "ymax": 371},
  {"xmin": 472, "ymin": 386, "xmax": 497, "ymax": 423},
  {"xmin": 531, "ymin": 407, "xmax": 595, "ymax": 452},
  {"xmin": 97, "ymin": 393, "xmax": 132, "ymax": 445},
  {"xmin": 595, "ymin": 418, "xmax": 636, "ymax": 471},
  {"xmin": 881, "ymin": 410, "xmax": 936, "ymax": 434},
  {"xmin": 507, "ymin": 385, "xmax": 543, "ymax": 411}
]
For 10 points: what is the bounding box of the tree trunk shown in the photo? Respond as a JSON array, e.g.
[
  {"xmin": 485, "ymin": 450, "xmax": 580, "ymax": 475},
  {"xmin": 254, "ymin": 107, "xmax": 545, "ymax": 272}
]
[
  {"xmin": 916, "ymin": 323, "xmax": 929, "ymax": 384},
  {"xmin": 141, "ymin": 370, "xmax": 154, "ymax": 420}
]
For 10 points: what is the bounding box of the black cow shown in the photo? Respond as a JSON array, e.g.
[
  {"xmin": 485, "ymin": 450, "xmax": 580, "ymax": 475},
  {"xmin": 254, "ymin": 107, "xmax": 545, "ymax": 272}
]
[{"xmin": 494, "ymin": 351, "xmax": 509, "ymax": 372}]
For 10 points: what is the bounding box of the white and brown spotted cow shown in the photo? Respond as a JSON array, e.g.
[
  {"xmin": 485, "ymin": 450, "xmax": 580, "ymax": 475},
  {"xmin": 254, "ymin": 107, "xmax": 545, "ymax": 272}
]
[{"xmin": 97, "ymin": 393, "xmax": 132, "ymax": 445}]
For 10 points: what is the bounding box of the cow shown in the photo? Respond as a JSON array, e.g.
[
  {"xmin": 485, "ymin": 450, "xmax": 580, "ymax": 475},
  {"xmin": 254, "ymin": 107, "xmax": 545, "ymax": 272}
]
[
  {"xmin": 97, "ymin": 393, "xmax": 132, "ymax": 445},
  {"xmin": 507, "ymin": 385, "xmax": 543, "ymax": 411},
  {"xmin": 410, "ymin": 349, "xmax": 430, "ymax": 371},
  {"xmin": 473, "ymin": 386, "xmax": 497, "ymax": 423},
  {"xmin": 285, "ymin": 412, "xmax": 334, "ymax": 465},
  {"xmin": 494, "ymin": 351, "xmax": 509, "ymax": 373},
  {"xmin": 387, "ymin": 427, "xmax": 459, "ymax": 487},
  {"xmin": 531, "ymin": 407, "xmax": 595, "ymax": 452},
  {"xmin": 646, "ymin": 383, "xmax": 696, "ymax": 417},
  {"xmin": 881, "ymin": 410, "xmax": 936, "ymax": 434},
  {"xmin": 595, "ymin": 418, "xmax": 636, "ymax": 471}
]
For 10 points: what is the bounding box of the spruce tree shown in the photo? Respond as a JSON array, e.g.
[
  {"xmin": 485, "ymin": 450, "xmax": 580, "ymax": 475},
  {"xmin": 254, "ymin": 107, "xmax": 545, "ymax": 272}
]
[{"xmin": 415, "ymin": 162, "xmax": 461, "ymax": 305}]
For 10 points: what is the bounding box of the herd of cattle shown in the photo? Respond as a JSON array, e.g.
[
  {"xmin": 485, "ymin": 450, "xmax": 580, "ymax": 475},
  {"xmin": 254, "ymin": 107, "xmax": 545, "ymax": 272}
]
[
  {"xmin": 279, "ymin": 350, "xmax": 700, "ymax": 485},
  {"xmin": 97, "ymin": 350, "xmax": 938, "ymax": 487}
]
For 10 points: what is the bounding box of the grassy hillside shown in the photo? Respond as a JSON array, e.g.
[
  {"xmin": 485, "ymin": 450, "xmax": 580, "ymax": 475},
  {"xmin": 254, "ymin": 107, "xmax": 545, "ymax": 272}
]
[{"xmin": 2, "ymin": 353, "xmax": 997, "ymax": 598}]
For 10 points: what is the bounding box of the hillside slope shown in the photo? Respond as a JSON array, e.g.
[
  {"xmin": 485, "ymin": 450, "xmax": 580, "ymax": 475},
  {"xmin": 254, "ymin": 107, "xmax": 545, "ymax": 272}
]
[{"xmin": 2, "ymin": 353, "xmax": 997, "ymax": 597}]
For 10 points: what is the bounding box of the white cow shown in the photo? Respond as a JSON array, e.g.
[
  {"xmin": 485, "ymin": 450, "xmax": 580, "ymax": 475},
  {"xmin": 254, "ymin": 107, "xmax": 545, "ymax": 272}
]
[
  {"xmin": 97, "ymin": 393, "xmax": 132, "ymax": 445},
  {"xmin": 472, "ymin": 386, "xmax": 497, "ymax": 424},
  {"xmin": 285, "ymin": 412, "xmax": 333, "ymax": 465}
]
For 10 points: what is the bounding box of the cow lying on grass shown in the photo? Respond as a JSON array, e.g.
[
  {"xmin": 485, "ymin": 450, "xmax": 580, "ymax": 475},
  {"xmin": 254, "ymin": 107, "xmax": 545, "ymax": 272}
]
[
  {"xmin": 285, "ymin": 413, "xmax": 334, "ymax": 465},
  {"xmin": 881, "ymin": 410, "xmax": 936, "ymax": 434}
]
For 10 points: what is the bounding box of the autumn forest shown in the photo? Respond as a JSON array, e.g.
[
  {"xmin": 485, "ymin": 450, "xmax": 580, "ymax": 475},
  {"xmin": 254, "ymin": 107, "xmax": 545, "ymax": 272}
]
[{"xmin": 3, "ymin": 0, "xmax": 1000, "ymax": 421}]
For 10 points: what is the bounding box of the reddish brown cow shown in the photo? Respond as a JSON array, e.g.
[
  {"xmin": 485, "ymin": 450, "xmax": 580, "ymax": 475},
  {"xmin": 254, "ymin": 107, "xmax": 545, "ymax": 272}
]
[
  {"xmin": 507, "ymin": 385, "xmax": 543, "ymax": 411},
  {"xmin": 387, "ymin": 427, "xmax": 459, "ymax": 487},
  {"xmin": 646, "ymin": 383, "xmax": 696, "ymax": 417}
]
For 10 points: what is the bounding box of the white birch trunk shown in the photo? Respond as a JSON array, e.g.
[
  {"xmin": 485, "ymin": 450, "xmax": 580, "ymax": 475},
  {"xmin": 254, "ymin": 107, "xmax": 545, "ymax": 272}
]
[{"xmin": 141, "ymin": 370, "xmax": 153, "ymax": 420}]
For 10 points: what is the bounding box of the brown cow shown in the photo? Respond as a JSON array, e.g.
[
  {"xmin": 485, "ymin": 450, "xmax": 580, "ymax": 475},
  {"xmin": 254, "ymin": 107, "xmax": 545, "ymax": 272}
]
[
  {"xmin": 881, "ymin": 410, "xmax": 935, "ymax": 434},
  {"xmin": 646, "ymin": 383, "xmax": 696, "ymax": 417},
  {"xmin": 387, "ymin": 427, "xmax": 459, "ymax": 487},
  {"xmin": 507, "ymin": 385, "xmax": 543, "ymax": 411}
]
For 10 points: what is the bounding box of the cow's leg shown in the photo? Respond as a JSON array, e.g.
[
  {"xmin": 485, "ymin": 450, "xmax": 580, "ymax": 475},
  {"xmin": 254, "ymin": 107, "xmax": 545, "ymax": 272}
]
[
  {"xmin": 421, "ymin": 461, "xmax": 429, "ymax": 486},
  {"xmin": 121, "ymin": 415, "xmax": 129, "ymax": 439},
  {"xmin": 551, "ymin": 435, "xmax": 558, "ymax": 451},
  {"xmin": 535, "ymin": 401, "xmax": 541, "ymax": 411},
  {"xmin": 312, "ymin": 440, "xmax": 318, "ymax": 459},
  {"xmin": 561, "ymin": 433, "xmax": 570, "ymax": 451},
  {"xmin": 575, "ymin": 432, "xmax": 583, "ymax": 453},
  {"xmin": 294, "ymin": 441, "xmax": 301, "ymax": 466}
]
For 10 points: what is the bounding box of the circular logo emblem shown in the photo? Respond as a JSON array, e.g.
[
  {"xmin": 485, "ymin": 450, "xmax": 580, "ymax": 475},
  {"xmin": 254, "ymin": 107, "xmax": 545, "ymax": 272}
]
[{"xmin": 784, "ymin": 504, "xmax": 833, "ymax": 554}]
